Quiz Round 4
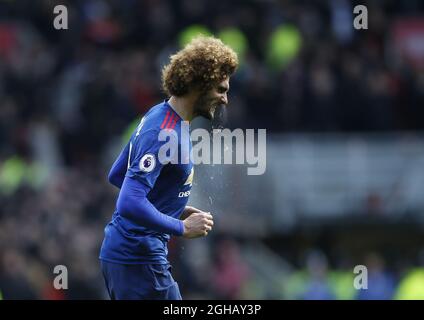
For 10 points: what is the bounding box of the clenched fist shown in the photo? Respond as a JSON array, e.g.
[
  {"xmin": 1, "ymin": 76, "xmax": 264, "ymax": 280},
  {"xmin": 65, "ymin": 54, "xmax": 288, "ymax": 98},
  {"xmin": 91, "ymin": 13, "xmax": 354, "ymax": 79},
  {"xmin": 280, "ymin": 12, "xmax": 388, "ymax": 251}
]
[{"xmin": 182, "ymin": 212, "xmax": 214, "ymax": 238}]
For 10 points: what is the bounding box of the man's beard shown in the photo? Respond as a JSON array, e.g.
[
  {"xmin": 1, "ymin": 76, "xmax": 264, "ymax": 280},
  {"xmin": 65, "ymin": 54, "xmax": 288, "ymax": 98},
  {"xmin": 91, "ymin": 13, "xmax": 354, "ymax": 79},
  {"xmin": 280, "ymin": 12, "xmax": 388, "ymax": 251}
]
[
  {"xmin": 210, "ymin": 104, "xmax": 227, "ymax": 130},
  {"xmin": 193, "ymin": 95, "xmax": 227, "ymax": 129}
]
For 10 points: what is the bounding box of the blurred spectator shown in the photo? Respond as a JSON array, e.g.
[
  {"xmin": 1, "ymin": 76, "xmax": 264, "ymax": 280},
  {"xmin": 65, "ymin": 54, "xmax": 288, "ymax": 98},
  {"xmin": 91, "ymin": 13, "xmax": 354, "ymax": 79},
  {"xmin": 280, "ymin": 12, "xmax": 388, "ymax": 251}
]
[
  {"xmin": 395, "ymin": 251, "xmax": 424, "ymax": 300},
  {"xmin": 356, "ymin": 253, "xmax": 396, "ymax": 300},
  {"xmin": 210, "ymin": 239, "xmax": 250, "ymax": 299},
  {"xmin": 299, "ymin": 250, "xmax": 336, "ymax": 300}
]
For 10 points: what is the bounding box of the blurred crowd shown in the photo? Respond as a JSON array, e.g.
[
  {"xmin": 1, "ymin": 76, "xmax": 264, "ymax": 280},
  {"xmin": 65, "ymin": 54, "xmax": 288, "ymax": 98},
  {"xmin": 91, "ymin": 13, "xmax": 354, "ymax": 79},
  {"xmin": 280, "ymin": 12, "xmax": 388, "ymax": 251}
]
[{"xmin": 0, "ymin": 0, "xmax": 424, "ymax": 299}]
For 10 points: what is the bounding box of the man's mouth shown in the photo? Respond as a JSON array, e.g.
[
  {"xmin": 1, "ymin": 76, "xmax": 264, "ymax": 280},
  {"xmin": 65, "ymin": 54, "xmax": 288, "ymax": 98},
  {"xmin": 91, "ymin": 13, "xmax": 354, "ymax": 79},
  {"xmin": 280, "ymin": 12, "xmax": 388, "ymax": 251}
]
[{"xmin": 210, "ymin": 105, "xmax": 217, "ymax": 117}]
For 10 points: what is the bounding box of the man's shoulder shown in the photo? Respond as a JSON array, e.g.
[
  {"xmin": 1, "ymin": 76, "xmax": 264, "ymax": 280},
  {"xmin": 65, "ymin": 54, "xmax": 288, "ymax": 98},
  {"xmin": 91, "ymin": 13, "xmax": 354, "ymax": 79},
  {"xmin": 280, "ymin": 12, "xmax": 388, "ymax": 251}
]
[
  {"xmin": 132, "ymin": 102, "xmax": 181, "ymax": 147},
  {"xmin": 138, "ymin": 102, "xmax": 182, "ymax": 138},
  {"xmin": 139, "ymin": 102, "xmax": 169, "ymax": 132}
]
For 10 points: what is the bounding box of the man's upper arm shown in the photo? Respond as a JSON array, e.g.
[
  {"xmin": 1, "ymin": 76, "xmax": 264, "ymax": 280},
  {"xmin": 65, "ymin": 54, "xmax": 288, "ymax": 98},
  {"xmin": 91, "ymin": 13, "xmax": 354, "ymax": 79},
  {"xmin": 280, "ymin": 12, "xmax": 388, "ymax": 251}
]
[
  {"xmin": 126, "ymin": 128, "xmax": 178, "ymax": 190},
  {"xmin": 108, "ymin": 142, "xmax": 130, "ymax": 188},
  {"xmin": 115, "ymin": 128, "xmax": 183, "ymax": 236}
]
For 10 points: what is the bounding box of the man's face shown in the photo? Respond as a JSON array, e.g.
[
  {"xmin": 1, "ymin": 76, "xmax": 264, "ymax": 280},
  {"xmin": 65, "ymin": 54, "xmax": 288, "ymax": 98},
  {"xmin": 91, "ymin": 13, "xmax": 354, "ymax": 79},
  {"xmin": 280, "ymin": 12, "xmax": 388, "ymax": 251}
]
[{"xmin": 193, "ymin": 77, "xmax": 230, "ymax": 121}]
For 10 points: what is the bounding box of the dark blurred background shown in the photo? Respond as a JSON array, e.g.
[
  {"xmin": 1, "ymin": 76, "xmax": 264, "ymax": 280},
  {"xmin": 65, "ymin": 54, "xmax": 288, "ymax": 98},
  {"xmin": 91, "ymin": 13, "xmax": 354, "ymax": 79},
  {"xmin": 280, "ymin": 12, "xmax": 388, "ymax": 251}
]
[{"xmin": 1, "ymin": 0, "xmax": 424, "ymax": 299}]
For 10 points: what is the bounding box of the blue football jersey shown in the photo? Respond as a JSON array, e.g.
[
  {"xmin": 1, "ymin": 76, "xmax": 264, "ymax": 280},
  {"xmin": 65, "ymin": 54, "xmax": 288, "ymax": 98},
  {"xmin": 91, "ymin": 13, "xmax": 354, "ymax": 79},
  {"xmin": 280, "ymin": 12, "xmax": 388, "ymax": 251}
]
[{"xmin": 100, "ymin": 100, "xmax": 193, "ymax": 264}]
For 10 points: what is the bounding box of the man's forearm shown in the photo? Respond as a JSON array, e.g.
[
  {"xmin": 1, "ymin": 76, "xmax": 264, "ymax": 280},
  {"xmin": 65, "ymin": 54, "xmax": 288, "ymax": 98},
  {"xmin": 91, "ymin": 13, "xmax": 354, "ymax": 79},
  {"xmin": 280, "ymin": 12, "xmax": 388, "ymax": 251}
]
[{"xmin": 117, "ymin": 176, "xmax": 184, "ymax": 236}]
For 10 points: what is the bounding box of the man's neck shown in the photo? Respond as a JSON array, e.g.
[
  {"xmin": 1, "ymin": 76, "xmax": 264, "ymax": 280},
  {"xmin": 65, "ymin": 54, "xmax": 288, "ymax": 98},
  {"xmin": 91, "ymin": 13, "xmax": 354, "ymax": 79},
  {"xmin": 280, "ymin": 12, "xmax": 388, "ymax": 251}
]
[{"xmin": 168, "ymin": 95, "xmax": 196, "ymax": 122}]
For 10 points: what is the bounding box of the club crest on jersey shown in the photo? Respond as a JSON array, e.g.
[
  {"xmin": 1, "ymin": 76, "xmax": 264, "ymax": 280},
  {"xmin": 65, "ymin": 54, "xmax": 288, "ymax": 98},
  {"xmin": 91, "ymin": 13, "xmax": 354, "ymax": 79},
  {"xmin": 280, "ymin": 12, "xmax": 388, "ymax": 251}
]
[
  {"xmin": 184, "ymin": 168, "xmax": 194, "ymax": 186},
  {"xmin": 139, "ymin": 154, "xmax": 156, "ymax": 173}
]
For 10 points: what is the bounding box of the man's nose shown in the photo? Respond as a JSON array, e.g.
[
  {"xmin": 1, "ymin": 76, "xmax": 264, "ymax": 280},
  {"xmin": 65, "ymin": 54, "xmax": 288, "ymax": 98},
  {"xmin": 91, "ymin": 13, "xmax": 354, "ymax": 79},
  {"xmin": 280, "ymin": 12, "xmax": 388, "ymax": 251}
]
[{"xmin": 220, "ymin": 94, "xmax": 228, "ymax": 105}]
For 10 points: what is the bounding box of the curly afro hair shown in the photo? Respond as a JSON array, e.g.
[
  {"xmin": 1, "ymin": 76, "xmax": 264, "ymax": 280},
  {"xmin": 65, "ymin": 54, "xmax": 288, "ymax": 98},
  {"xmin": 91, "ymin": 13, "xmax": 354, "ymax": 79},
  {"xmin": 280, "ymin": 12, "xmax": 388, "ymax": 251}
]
[{"xmin": 162, "ymin": 36, "xmax": 238, "ymax": 97}]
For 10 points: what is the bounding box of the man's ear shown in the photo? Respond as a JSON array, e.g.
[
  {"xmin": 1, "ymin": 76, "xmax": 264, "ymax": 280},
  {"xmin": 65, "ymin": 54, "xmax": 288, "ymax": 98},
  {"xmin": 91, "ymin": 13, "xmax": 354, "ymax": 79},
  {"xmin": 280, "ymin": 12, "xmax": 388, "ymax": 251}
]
[{"xmin": 187, "ymin": 86, "xmax": 202, "ymax": 102}]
